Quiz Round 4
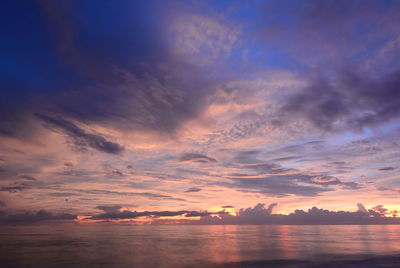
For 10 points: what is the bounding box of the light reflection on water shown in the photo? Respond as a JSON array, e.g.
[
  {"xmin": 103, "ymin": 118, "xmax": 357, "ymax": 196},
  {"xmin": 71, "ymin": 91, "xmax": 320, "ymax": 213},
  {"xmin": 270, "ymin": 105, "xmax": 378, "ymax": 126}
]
[{"xmin": 0, "ymin": 225, "xmax": 400, "ymax": 267}]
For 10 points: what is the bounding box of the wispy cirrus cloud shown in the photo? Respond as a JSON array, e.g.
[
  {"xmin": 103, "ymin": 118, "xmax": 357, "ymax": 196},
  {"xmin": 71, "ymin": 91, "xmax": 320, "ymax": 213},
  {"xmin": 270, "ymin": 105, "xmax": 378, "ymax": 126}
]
[{"xmin": 36, "ymin": 113, "xmax": 124, "ymax": 154}]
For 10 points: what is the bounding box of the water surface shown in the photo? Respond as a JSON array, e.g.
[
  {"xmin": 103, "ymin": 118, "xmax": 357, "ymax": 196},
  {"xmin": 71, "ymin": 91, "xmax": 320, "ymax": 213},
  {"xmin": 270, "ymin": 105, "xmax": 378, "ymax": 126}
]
[{"xmin": 1, "ymin": 225, "xmax": 400, "ymax": 267}]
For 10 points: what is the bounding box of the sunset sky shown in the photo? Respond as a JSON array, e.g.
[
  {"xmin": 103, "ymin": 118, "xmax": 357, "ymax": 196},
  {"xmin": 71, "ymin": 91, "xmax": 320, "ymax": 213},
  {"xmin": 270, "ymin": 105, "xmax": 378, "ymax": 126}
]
[{"xmin": 1, "ymin": 0, "xmax": 399, "ymax": 224}]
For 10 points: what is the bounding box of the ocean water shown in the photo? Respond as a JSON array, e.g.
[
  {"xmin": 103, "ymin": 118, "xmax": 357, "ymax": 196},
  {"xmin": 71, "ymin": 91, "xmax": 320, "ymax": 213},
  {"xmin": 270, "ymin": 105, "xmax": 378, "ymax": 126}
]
[{"xmin": 1, "ymin": 225, "xmax": 400, "ymax": 267}]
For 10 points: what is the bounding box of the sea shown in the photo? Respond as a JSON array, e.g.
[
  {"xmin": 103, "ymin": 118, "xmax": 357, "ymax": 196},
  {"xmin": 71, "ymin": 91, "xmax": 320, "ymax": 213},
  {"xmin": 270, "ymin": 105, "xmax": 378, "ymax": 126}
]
[{"xmin": 1, "ymin": 225, "xmax": 400, "ymax": 267}]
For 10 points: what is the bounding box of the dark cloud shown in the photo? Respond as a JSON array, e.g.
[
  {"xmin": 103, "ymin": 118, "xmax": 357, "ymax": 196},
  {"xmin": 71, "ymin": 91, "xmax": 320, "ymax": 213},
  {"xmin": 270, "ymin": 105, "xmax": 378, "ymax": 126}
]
[
  {"xmin": 45, "ymin": 63, "xmax": 217, "ymax": 138},
  {"xmin": 91, "ymin": 206, "xmax": 222, "ymax": 220},
  {"xmin": 225, "ymin": 150, "xmax": 360, "ymax": 196},
  {"xmin": 37, "ymin": 0, "xmax": 118, "ymax": 82},
  {"xmin": 255, "ymin": 0, "xmax": 400, "ymax": 132},
  {"xmin": 260, "ymin": 0, "xmax": 400, "ymax": 67},
  {"xmin": 225, "ymin": 175, "xmax": 333, "ymax": 197},
  {"xmin": 368, "ymin": 205, "xmax": 388, "ymax": 217},
  {"xmin": 91, "ymin": 210, "xmax": 179, "ymax": 220},
  {"xmin": 19, "ymin": 175, "xmax": 37, "ymax": 181},
  {"xmin": 179, "ymin": 153, "xmax": 217, "ymax": 163},
  {"xmin": 0, "ymin": 160, "xmax": 51, "ymax": 181},
  {"xmin": 37, "ymin": 0, "xmax": 169, "ymax": 82},
  {"xmin": 71, "ymin": 189, "xmax": 187, "ymax": 202},
  {"xmin": 36, "ymin": 113, "xmax": 124, "ymax": 154},
  {"xmin": 184, "ymin": 211, "xmax": 214, "ymax": 217},
  {"xmin": 232, "ymin": 150, "xmax": 293, "ymax": 174},
  {"xmin": 222, "ymin": 205, "xmax": 234, "ymax": 208},
  {"xmin": 226, "ymin": 173, "xmax": 361, "ymax": 197},
  {"xmin": 111, "ymin": 170, "xmax": 124, "ymax": 176},
  {"xmin": 96, "ymin": 205, "xmax": 123, "ymax": 213},
  {"xmin": 280, "ymin": 69, "xmax": 400, "ymax": 132},
  {"xmin": 184, "ymin": 187, "xmax": 202, "ymax": 193},
  {"xmin": 48, "ymin": 192, "xmax": 78, "ymax": 197},
  {"xmin": 272, "ymin": 156, "xmax": 301, "ymax": 162},
  {"xmin": 379, "ymin": 167, "xmax": 395, "ymax": 171},
  {"xmin": 0, "ymin": 209, "xmax": 77, "ymax": 224},
  {"xmin": 0, "ymin": 0, "xmax": 221, "ymax": 142},
  {"xmin": 198, "ymin": 203, "xmax": 400, "ymax": 225},
  {"xmin": 0, "ymin": 182, "xmax": 30, "ymax": 193},
  {"xmin": 233, "ymin": 150, "xmax": 262, "ymax": 164},
  {"xmin": 332, "ymin": 161, "xmax": 348, "ymax": 165}
]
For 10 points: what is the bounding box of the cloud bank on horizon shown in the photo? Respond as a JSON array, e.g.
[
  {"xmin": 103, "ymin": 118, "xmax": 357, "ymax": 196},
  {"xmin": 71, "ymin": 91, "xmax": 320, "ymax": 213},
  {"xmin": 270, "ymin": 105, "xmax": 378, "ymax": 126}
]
[{"xmin": 0, "ymin": 0, "xmax": 399, "ymax": 224}]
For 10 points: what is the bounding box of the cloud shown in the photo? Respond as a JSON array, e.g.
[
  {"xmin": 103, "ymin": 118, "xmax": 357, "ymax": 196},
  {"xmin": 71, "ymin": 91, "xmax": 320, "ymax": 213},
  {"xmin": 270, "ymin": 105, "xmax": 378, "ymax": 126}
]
[
  {"xmin": 37, "ymin": 0, "xmax": 168, "ymax": 82},
  {"xmin": 198, "ymin": 203, "xmax": 400, "ymax": 225},
  {"xmin": 369, "ymin": 205, "xmax": 388, "ymax": 217},
  {"xmin": 185, "ymin": 211, "xmax": 216, "ymax": 217},
  {"xmin": 0, "ymin": 209, "xmax": 77, "ymax": 224},
  {"xmin": 37, "ymin": 0, "xmax": 110, "ymax": 81},
  {"xmin": 259, "ymin": 0, "xmax": 400, "ymax": 67},
  {"xmin": 35, "ymin": 113, "xmax": 124, "ymax": 154},
  {"xmin": 179, "ymin": 153, "xmax": 217, "ymax": 163},
  {"xmin": 48, "ymin": 192, "xmax": 78, "ymax": 197},
  {"xmin": 1, "ymin": 30, "xmax": 219, "ymax": 143},
  {"xmin": 250, "ymin": 1, "xmax": 400, "ymax": 134},
  {"xmin": 18, "ymin": 175, "xmax": 37, "ymax": 181},
  {"xmin": 279, "ymin": 69, "xmax": 400, "ymax": 132},
  {"xmin": 225, "ymin": 175, "xmax": 333, "ymax": 197},
  {"xmin": 357, "ymin": 203, "xmax": 368, "ymax": 214},
  {"xmin": 45, "ymin": 64, "xmax": 217, "ymax": 137},
  {"xmin": 0, "ymin": 183, "xmax": 30, "ymax": 193},
  {"xmin": 90, "ymin": 206, "xmax": 221, "ymax": 220},
  {"xmin": 71, "ymin": 189, "xmax": 187, "ymax": 202},
  {"xmin": 224, "ymin": 150, "xmax": 361, "ymax": 196},
  {"xmin": 168, "ymin": 13, "xmax": 239, "ymax": 65},
  {"xmin": 184, "ymin": 187, "xmax": 202, "ymax": 193},
  {"xmin": 272, "ymin": 156, "xmax": 301, "ymax": 162},
  {"xmin": 1, "ymin": 0, "xmax": 400, "ymax": 223},
  {"xmin": 96, "ymin": 205, "xmax": 123, "ymax": 213},
  {"xmin": 379, "ymin": 167, "xmax": 395, "ymax": 171}
]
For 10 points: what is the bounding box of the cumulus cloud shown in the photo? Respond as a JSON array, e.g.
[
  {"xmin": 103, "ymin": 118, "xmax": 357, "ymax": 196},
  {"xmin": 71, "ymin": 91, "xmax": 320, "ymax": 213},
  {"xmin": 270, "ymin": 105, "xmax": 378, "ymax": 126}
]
[
  {"xmin": 198, "ymin": 203, "xmax": 400, "ymax": 225},
  {"xmin": 357, "ymin": 203, "xmax": 368, "ymax": 214},
  {"xmin": 369, "ymin": 205, "xmax": 388, "ymax": 217}
]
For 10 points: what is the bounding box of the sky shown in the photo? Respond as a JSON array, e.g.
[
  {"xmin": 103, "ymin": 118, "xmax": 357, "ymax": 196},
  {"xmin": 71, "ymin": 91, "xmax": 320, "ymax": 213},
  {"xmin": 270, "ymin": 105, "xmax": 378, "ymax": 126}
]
[{"xmin": 0, "ymin": 0, "xmax": 400, "ymax": 224}]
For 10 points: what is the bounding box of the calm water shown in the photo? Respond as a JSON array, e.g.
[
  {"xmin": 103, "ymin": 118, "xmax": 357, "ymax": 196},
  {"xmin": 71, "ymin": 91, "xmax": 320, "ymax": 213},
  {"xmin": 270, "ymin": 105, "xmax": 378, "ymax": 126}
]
[{"xmin": 1, "ymin": 225, "xmax": 400, "ymax": 267}]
